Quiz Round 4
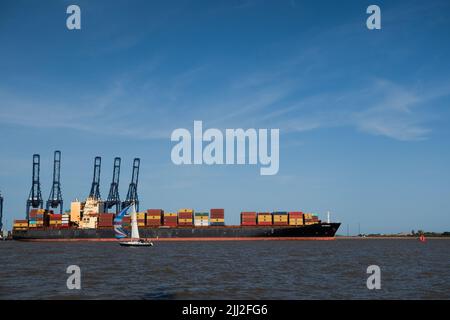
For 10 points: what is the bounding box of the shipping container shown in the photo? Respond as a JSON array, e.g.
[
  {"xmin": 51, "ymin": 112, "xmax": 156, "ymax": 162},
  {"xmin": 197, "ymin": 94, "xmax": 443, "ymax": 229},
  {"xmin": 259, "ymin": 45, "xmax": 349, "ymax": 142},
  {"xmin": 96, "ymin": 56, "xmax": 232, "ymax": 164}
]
[
  {"xmin": 289, "ymin": 220, "xmax": 303, "ymax": 226},
  {"xmin": 209, "ymin": 208, "xmax": 225, "ymax": 226},
  {"xmin": 257, "ymin": 213, "xmax": 272, "ymax": 225},
  {"xmin": 272, "ymin": 211, "xmax": 288, "ymax": 215},
  {"xmin": 164, "ymin": 212, "xmax": 177, "ymax": 217},
  {"xmin": 178, "ymin": 210, "xmax": 194, "ymax": 225},
  {"xmin": 147, "ymin": 209, "xmax": 162, "ymax": 225},
  {"xmin": 147, "ymin": 209, "xmax": 164, "ymax": 215},
  {"xmin": 209, "ymin": 209, "xmax": 225, "ymax": 223},
  {"xmin": 210, "ymin": 208, "xmax": 225, "ymax": 219},
  {"xmin": 240, "ymin": 212, "xmax": 257, "ymax": 226},
  {"xmin": 163, "ymin": 213, "xmax": 178, "ymax": 227}
]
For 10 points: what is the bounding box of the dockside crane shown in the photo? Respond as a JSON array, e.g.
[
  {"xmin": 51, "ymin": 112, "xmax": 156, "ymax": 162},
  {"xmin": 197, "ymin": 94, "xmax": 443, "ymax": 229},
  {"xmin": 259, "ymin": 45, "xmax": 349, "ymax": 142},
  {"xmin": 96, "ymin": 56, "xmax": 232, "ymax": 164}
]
[
  {"xmin": 122, "ymin": 158, "xmax": 140, "ymax": 211},
  {"xmin": 0, "ymin": 191, "xmax": 4, "ymax": 232},
  {"xmin": 105, "ymin": 157, "xmax": 121, "ymax": 214},
  {"xmin": 88, "ymin": 156, "xmax": 102, "ymax": 200},
  {"xmin": 26, "ymin": 154, "xmax": 43, "ymax": 219},
  {"xmin": 46, "ymin": 150, "xmax": 63, "ymax": 214}
]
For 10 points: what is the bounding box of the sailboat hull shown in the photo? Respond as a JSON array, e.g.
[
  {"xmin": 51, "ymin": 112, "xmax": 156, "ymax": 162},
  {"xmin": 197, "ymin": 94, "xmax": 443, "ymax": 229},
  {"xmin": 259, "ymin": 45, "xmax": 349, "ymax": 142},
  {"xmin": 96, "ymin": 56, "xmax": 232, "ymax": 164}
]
[{"xmin": 119, "ymin": 241, "xmax": 153, "ymax": 247}]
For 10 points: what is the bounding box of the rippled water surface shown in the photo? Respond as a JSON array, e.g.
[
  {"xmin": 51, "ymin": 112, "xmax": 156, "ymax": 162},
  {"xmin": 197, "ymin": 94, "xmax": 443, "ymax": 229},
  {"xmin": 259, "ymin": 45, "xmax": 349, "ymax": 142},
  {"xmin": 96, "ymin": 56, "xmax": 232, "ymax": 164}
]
[{"xmin": 0, "ymin": 239, "xmax": 449, "ymax": 299}]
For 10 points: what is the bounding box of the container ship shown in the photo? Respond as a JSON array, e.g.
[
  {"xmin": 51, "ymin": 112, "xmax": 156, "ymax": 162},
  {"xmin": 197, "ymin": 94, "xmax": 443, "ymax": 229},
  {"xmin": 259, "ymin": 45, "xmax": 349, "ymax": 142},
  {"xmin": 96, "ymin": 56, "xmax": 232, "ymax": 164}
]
[
  {"xmin": 10, "ymin": 152, "xmax": 340, "ymax": 241},
  {"xmin": 12, "ymin": 206, "xmax": 340, "ymax": 241}
]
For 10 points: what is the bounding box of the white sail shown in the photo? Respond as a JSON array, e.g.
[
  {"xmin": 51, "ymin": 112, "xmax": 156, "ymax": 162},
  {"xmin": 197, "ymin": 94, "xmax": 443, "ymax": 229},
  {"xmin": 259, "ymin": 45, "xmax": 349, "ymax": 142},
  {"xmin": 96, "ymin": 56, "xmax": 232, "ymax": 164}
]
[{"xmin": 130, "ymin": 204, "xmax": 140, "ymax": 240}]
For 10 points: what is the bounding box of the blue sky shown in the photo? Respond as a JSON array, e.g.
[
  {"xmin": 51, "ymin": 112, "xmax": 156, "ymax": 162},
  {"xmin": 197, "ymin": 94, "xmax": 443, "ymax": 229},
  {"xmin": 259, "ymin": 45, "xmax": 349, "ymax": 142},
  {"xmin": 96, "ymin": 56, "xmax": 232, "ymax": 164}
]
[{"xmin": 1, "ymin": 0, "xmax": 450, "ymax": 233}]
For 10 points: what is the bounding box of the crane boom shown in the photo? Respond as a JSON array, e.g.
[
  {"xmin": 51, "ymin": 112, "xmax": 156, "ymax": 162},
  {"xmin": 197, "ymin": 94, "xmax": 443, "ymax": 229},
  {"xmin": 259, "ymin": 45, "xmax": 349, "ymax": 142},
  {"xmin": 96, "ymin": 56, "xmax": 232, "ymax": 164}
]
[
  {"xmin": 46, "ymin": 150, "xmax": 63, "ymax": 213},
  {"xmin": 88, "ymin": 156, "xmax": 102, "ymax": 200},
  {"xmin": 26, "ymin": 154, "xmax": 43, "ymax": 219},
  {"xmin": 105, "ymin": 157, "xmax": 121, "ymax": 213},
  {"xmin": 122, "ymin": 158, "xmax": 140, "ymax": 211}
]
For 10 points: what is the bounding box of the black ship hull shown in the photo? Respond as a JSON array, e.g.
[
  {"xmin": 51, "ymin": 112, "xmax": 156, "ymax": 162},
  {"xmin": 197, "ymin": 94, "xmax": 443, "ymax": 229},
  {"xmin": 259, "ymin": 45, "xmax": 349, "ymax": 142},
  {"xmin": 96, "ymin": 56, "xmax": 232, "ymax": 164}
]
[{"xmin": 12, "ymin": 223, "xmax": 340, "ymax": 241}]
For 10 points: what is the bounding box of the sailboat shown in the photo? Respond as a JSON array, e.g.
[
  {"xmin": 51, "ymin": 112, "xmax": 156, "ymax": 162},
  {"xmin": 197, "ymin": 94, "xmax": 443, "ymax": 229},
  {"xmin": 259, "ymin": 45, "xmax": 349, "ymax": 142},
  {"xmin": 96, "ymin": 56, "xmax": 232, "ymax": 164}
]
[{"xmin": 114, "ymin": 203, "xmax": 153, "ymax": 247}]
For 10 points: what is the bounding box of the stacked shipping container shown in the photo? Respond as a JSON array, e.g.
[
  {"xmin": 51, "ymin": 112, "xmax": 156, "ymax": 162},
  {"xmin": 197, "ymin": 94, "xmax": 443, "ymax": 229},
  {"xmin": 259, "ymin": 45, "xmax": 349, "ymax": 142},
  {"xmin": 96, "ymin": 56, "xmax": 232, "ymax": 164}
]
[
  {"xmin": 98, "ymin": 213, "xmax": 114, "ymax": 228},
  {"xmin": 241, "ymin": 212, "xmax": 257, "ymax": 226},
  {"xmin": 257, "ymin": 212, "xmax": 273, "ymax": 226},
  {"xmin": 29, "ymin": 208, "xmax": 46, "ymax": 228},
  {"xmin": 178, "ymin": 208, "xmax": 194, "ymax": 226},
  {"xmin": 272, "ymin": 211, "xmax": 288, "ymax": 226},
  {"xmin": 163, "ymin": 212, "xmax": 178, "ymax": 227},
  {"xmin": 13, "ymin": 219, "xmax": 28, "ymax": 231},
  {"xmin": 146, "ymin": 209, "xmax": 163, "ymax": 227},
  {"xmin": 137, "ymin": 212, "xmax": 146, "ymax": 227},
  {"xmin": 194, "ymin": 212, "xmax": 209, "ymax": 226},
  {"xmin": 288, "ymin": 212, "xmax": 304, "ymax": 226},
  {"xmin": 304, "ymin": 213, "xmax": 320, "ymax": 225},
  {"xmin": 210, "ymin": 208, "xmax": 225, "ymax": 226},
  {"xmin": 17, "ymin": 206, "xmax": 321, "ymax": 230},
  {"xmin": 62, "ymin": 213, "xmax": 70, "ymax": 228},
  {"xmin": 48, "ymin": 214, "xmax": 62, "ymax": 228}
]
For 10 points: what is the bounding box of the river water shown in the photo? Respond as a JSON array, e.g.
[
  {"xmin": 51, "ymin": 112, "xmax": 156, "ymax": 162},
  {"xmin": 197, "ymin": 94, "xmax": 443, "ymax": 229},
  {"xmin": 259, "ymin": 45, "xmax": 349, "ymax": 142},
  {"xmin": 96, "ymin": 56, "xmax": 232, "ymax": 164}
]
[{"xmin": 0, "ymin": 239, "xmax": 448, "ymax": 299}]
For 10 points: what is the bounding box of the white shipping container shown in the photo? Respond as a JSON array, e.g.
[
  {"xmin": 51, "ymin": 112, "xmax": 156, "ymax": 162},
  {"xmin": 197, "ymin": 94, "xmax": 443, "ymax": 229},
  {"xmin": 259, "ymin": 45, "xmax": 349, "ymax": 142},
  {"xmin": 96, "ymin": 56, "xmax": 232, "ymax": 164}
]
[{"xmin": 194, "ymin": 222, "xmax": 209, "ymax": 226}]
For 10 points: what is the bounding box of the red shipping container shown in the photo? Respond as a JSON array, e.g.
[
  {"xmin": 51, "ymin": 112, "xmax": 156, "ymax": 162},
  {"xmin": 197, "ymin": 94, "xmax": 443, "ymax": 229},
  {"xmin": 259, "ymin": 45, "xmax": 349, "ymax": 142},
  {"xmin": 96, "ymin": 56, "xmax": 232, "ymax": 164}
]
[
  {"xmin": 147, "ymin": 209, "xmax": 164, "ymax": 215},
  {"xmin": 99, "ymin": 215, "xmax": 114, "ymax": 221},
  {"xmin": 210, "ymin": 211, "xmax": 225, "ymax": 219},
  {"xmin": 146, "ymin": 221, "xmax": 161, "ymax": 226},
  {"xmin": 99, "ymin": 213, "xmax": 114, "ymax": 217},
  {"xmin": 163, "ymin": 223, "xmax": 177, "ymax": 227},
  {"xmin": 210, "ymin": 208, "xmax": 224, "ymax": 215}
]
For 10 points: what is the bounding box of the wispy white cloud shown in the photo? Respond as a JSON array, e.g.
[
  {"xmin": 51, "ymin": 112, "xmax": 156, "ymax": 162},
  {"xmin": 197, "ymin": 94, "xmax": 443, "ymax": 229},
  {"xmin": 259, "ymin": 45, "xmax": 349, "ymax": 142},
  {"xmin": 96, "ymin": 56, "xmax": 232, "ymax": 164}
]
[
  {"xmin": 252, "ymin": 78, "xmax": 450, "ymax": 141},
  {"xmin": 350, "ymin": 79, "xmax": 448, "ymax": 141},
  {"xmin": 0, "ymin": 84, "xmax": 169, "ymax": 140},
  {"xmin": 2, "ymin": 71, "xmax": 446, "ymax": 142}
]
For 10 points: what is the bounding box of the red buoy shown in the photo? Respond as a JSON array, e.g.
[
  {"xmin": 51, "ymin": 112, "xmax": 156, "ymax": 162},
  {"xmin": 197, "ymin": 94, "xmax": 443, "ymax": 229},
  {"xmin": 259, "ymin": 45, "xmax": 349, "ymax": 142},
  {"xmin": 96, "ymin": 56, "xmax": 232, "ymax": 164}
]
[{"xmin": 419, "ymin": 234, "xmax": 426, "ymax": 242}]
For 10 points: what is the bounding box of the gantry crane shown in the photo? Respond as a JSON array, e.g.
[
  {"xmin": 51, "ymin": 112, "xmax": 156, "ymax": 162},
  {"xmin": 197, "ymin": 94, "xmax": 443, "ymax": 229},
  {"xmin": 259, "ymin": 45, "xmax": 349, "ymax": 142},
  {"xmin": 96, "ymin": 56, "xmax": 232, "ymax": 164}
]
[
  {"xmin": 88, "ymin": 156, "xmax": 102, "ymax": 200},
  {"xmin": 26, "ymin": 154, "xmax": 43, "ymax": 219},
  {"xmin": 122, "ymin": 158, "xmax": 140, "ymax": 211},
  {"xmin": 105, "ymin": 157, "xmax": 121, "ymax": 214},
  {"xmin": 46, "ymin": 150, "xmax": 63, "ymax": 214}
]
